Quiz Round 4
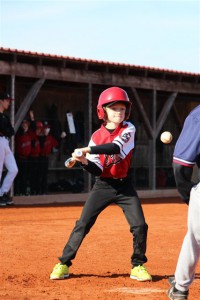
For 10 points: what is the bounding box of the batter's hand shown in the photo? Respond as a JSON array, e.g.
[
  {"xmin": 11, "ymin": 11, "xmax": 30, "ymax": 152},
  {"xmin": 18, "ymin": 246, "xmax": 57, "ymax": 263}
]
[
  {"xmin": 65, "ymin": 149, "xmax": 84, "ymax": 168},
  {"xmin": 29, "ymin": 110, "xmax": 34, "ymax": 121},
  {"xmin": 74, "ymin": 147, "xmax": 91, "ymax": 155},
  {"xmin": 71, "ymin": 148, "xmax": 88, "ymax": 165}
]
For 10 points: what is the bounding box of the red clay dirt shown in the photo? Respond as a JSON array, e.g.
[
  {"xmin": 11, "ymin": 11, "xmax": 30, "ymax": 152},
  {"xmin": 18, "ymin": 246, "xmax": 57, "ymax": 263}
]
[{"xmin": 1, "ymin": 198, "xmax": 200, "ymax": 300}]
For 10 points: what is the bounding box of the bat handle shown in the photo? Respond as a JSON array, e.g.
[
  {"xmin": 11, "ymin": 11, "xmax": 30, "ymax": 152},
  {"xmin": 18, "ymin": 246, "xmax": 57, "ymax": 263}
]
[
  {"xmin": 64, "ymin": 150, "xmax": 83, "ymax": 168},
  {"xmin": 74, "ymin": 150, "xmax": 83, "ymax": 157}
]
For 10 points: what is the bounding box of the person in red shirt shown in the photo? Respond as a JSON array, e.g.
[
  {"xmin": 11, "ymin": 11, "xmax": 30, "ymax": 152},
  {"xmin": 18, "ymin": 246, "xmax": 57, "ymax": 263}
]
[
  {"xmin": 50, "ymin": 87, "xmax": 152, "ymax": 282},
  {"xmin": 29, "ymin": 120, "xmax": 42, "ymax": 195},
  {"xmin": 15, "ymin": 119, "xmax": 31, "ymax": 195},
  {"xmin": 38, "ymin": 122, "xmax": 58, "ymax": 194}
]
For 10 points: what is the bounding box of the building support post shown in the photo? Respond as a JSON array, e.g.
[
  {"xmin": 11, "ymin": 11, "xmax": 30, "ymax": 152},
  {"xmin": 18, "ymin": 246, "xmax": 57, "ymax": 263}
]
[
  {"xmin": 87, "ymin": 83, "xmax": 93, "ymax": 192},
  {"xmin": 10, "ymin": 74, "xmax": 15, "ymax": 197},
  {"xmin": 149, "ymin": 89, "xmax": 157, "ymax": 190}
]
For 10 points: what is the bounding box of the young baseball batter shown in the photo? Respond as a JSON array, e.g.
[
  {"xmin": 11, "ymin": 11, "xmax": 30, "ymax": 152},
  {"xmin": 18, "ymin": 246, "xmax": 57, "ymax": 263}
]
[
  {"xmin": 0, "ymin": 92, "xmax": 18, "ymax": 206},
  {"xmin": 168, "ymin": 105, "xmax": 200, "ymax": 300},
  {"xmin": 50, "ymin": 86, "xmax": 152, "ymax": 281}
]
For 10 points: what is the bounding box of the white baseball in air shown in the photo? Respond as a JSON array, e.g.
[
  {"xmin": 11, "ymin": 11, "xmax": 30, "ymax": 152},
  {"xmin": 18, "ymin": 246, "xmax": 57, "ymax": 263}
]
[
  {"xmin": 74, "ymin": 150, "xmax": 83, "ymax": 157},
  {"xmin": 160, "ymin": 131, "xmax": 173, "ymax": 144}
]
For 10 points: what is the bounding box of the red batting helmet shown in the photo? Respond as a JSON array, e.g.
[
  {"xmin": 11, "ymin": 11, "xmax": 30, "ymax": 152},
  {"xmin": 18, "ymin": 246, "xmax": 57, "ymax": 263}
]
[
  {"xmin": 36, "ymin": 121, "xmax": 43, "ymax": 128},
  {"xmin": 97, "ymin": 87, "xmax": 132, "ymax": 120}
]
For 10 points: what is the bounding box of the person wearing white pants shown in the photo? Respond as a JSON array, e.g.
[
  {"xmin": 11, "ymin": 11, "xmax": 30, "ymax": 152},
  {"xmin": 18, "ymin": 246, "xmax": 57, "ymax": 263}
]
[
  {"xmin": 174, "ymin": 184, "xmax": 200, "ymax": 290},
  {"xmin": 168, "ymin": 104, "xmax": 200, "ymax": 300},
  {"xmin": 0, "ymin": 92, "xmax": 18, "ymax": 206}
]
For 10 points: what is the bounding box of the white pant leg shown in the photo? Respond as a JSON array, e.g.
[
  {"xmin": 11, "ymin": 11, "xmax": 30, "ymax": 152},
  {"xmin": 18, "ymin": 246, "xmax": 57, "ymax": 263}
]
[
  {"xmin": 0, "ymin": 138, "xmax": 18, "ymax": 195},
  {"xmin": 0, "ymin": 137, "xmax": 6, "ymax": 187},
  {"xmin": 175, "ymin": 183, "xmax": 200, "ymax": 292}
]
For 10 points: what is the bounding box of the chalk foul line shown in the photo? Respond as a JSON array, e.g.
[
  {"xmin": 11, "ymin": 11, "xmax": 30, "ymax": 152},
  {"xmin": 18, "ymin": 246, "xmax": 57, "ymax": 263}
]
[{"xmin": 107, "ymin": 287, "xmax": 166, "ymax": 295}]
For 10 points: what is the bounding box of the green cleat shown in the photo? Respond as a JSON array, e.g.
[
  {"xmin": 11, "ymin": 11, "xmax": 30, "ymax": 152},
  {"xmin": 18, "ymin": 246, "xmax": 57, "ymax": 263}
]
[
  {"xmin": 130, "ymin": 265, "xmax": 152, "ymax": 281},
  {"xmin": 50, "ymin": 263, "xmax": 69, "ymax": 280}
]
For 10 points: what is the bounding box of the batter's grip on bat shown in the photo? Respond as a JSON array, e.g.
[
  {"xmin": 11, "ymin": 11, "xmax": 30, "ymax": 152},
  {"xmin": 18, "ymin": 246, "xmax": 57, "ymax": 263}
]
[{"xmin": 64, "ymin": 150, "xmax": 83, "ymax": 168}]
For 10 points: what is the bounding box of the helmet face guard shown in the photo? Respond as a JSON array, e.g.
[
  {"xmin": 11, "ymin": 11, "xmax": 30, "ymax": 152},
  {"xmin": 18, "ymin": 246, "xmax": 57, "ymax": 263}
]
[{"xmin": 97, "ymin": 87, "xmax": 132, "ymax": 120}]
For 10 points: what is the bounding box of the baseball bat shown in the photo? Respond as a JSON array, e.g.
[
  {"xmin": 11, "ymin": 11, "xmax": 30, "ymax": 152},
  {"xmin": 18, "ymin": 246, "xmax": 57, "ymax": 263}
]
[{"xmin": 64, "ymin": 150, "xmax": 83, "ymax": 168}]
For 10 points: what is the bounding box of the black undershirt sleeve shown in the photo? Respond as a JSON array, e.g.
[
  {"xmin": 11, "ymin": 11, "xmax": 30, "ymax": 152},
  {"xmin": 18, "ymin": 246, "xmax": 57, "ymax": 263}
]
[
  {"xmin": 81, "ymin": 143, "xmax": 120, "ymax": 176},
  {"xmin": 90, "ymin": 143, "xmax": 120, "ymax": 154},
  {"xmin": 81, "ymin": 160, "xmax": 102, "ymax": 176}
]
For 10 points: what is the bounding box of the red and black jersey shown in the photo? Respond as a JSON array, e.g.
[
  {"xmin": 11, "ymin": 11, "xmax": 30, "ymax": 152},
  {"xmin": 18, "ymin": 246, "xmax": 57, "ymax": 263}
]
[
  {"xmin": 39, "ymin": 134, "xmax": 58, "ymax": 157},
  {"xmin": 29, "ymin": 130, "xmax": 40, "ymax": 157},
  {"xmin": 15, "ymin": 132, "xmax": 31, "ymax": 158},
  {"xmin": 87, "ymin": 121, "xmax": 135, "ymax": 178}
]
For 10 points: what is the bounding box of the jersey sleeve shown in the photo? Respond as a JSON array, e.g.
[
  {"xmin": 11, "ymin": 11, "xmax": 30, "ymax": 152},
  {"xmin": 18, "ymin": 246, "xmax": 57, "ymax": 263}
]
[
  {"xmin": 86, "ymin": 122, "xmax": 136, "ymax": 172},
  {"xmin": 173, "ymin": 106, "xmax": 200, "ymax": 204},
  {"xmin": 173, "ymin": 113, "xmax": 200, "ymax": 166},
  {"xmin": 112, "ymin": 122, "xmax": 135, "ymax": 159},
  {"xmin": 86, "ymin": 139, "xmax": 104, "ymax": 172}
]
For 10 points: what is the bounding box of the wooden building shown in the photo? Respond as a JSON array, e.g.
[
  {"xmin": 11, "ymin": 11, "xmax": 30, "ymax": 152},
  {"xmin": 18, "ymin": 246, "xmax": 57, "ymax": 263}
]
[{"xmin": 0, "ymin": 47, "xmax": 200, "ymax": 196}]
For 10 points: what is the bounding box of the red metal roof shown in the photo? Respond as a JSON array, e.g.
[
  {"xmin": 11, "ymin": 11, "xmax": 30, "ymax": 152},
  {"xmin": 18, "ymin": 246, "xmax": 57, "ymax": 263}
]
[{"xmin": 0, "ymin": 46, "xmax": 199, "ymax": 76}]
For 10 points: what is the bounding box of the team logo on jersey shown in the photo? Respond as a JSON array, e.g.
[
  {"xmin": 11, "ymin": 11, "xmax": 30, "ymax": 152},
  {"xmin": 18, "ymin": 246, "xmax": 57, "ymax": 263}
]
[
  {"xmin": 120, "ymin": 132, "xmax": 131, "ymax": 143},
  {"xmin": 104, "ymin": 154, "xmax": 122, "ymax": 167}
]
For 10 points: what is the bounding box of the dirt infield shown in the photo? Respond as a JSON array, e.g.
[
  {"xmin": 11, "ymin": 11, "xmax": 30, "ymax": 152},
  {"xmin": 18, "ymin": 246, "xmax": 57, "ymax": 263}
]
[{"xmin": 1, "ymin": 198, "xmax": 200, "ymax": 300}]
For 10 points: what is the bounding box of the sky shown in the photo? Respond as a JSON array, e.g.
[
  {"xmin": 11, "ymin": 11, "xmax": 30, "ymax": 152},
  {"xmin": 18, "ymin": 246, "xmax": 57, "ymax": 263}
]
[{"xmin": 0, "ymin": 0, "xmax": 200, "ymax": 73}]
